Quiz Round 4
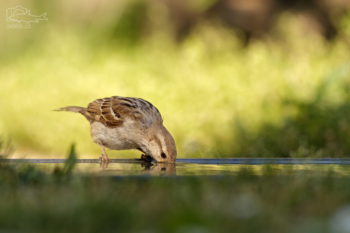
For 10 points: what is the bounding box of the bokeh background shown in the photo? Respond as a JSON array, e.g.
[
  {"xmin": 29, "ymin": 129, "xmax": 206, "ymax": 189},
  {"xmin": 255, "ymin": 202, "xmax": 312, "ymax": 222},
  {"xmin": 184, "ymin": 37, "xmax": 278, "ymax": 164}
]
[{"xmin": 1, "ymin": 0, "xmax": 350, "ymax": 159}]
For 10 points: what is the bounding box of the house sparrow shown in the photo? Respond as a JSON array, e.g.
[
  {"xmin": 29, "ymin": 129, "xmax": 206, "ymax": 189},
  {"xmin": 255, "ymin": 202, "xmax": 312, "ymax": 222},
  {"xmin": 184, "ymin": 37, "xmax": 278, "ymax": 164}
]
[{"xmin": 56, "ymin": 96, "xmax": 177, "ymax": 163}]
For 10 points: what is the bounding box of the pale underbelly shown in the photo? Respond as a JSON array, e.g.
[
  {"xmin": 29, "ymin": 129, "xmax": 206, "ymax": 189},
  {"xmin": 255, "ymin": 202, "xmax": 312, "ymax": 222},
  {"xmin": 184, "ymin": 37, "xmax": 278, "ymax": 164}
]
[{"xmin": 90, "ymin": 121, "xmax": 139, "ymax": 150}]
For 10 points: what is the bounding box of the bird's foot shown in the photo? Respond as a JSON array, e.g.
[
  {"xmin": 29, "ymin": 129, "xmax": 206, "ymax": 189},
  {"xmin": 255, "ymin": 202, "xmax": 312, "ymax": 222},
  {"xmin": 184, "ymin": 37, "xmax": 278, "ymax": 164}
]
[
  {"xmin": 99, "ymin": 154, "xmax": 110, "ymax": 162},
  {"xmin": 99, "ymin": 154, "xmax": 110, "ymax": 170}
]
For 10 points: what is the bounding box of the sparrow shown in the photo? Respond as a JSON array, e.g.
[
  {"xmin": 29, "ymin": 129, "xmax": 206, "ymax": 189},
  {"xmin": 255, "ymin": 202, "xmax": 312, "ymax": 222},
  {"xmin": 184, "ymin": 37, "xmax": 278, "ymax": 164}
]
[{"xmin": 56, "ymin": 96, "xmax": 177, "ymax": 163}]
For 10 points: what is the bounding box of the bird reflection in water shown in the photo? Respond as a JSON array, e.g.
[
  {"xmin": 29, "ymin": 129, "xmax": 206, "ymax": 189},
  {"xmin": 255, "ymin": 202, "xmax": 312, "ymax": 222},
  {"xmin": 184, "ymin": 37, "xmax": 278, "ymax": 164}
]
[
  {"xmin": 141, "ymin": 161, "xmax": 176, "ymax": 175},
  {"xmin": 99, "ymin": 159, "xmax": 109, "ymax": 170},
  {"xmin": 99, "ymin": 159, "xmax": 176, "ymax": 175}
]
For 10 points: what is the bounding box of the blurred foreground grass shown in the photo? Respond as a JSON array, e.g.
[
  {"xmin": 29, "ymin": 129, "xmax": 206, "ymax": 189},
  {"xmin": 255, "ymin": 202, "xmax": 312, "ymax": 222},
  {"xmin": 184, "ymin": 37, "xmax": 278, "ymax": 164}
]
[
  {"xmin": 1, "ymin": 13, "xmax": 350, "ymax": 158},
  {"xmin": 1, "ymin": 148, "xmax": 350, "ymax": 233}
]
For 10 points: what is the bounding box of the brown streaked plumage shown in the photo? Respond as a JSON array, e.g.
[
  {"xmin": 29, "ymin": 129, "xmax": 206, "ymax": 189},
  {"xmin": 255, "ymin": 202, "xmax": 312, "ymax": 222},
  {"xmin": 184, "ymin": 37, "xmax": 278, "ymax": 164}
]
[{"xmin": 56, "ymin": 96, "xmax": 177, "ymax": 163}]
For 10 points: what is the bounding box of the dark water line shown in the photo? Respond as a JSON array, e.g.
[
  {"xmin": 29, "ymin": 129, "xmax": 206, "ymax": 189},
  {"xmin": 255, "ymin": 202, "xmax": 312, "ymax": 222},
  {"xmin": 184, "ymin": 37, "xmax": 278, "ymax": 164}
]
[
  {"xmin": 176, "ymin": 158, "xmax": 350, "ymax": 165},
  {"xmin": 1, "ymin": 158, "xmax": 350, "ymax": 165}
]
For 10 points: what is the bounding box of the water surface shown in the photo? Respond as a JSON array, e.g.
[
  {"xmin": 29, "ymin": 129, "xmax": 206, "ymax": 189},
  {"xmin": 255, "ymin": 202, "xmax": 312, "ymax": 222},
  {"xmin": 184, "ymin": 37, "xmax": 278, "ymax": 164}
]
[{"xmin": 2, "ymin": 158, "xmax": 350, "ymax": 176}]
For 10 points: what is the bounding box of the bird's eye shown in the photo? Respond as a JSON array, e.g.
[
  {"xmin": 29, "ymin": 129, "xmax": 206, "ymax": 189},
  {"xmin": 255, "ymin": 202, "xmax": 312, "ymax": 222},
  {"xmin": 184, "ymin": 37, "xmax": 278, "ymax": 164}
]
[{"xmin": 161, "ymin": 152, "xmax": 167, "ymax": 159}]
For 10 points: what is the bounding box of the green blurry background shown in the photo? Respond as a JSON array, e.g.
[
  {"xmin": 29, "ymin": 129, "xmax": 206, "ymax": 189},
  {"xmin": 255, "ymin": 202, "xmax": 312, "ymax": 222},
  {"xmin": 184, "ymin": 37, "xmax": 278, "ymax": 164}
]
[{"xmin": 1, "ymin": 0, "xmax": 350, "ymax": 159}]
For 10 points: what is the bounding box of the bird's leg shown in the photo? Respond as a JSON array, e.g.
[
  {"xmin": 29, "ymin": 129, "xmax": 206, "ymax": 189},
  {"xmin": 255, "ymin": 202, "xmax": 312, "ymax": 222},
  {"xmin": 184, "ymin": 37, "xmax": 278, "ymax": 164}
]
[{"xmin": 99, "ymin": 144, "xmax": 109, "ymax": 162}]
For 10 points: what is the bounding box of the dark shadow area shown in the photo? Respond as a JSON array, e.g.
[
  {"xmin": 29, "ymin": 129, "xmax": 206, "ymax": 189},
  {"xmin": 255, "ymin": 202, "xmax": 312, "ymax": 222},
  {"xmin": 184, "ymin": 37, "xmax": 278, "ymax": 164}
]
[{"xmin": 204, "ymin": 0, "xmax": 348, "ymax": 45}]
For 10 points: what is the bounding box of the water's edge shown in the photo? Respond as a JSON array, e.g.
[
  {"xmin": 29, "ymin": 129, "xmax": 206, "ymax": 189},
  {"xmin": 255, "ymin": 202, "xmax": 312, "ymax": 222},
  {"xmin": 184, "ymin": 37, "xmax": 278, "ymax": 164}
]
[{"xmin": 1, "ymin": 158, "xmax": 350, "ymax": 165}]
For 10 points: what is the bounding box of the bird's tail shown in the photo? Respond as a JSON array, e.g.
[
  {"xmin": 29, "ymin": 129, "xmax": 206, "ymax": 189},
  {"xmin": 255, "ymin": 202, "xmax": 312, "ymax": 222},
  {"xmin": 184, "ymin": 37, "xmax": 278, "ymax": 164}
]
[{"xmin": 54, "ymin": 106, "xmax": 86, "ymax": 113}]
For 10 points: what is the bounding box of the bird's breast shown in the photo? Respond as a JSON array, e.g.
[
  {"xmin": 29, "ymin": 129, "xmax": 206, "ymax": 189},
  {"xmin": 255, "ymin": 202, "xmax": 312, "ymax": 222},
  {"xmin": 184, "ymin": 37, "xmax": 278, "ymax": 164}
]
[{"xmin": 90, "ymin": 120, "xmax": 142, "ymax": 150}]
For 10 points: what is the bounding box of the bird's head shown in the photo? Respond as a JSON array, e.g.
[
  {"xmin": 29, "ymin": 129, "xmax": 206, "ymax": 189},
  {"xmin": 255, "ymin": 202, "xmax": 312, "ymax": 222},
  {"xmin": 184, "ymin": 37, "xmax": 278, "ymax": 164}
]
[{"xmin": 144, "ymin": 125, "xmax": 177, "ymax": 163}]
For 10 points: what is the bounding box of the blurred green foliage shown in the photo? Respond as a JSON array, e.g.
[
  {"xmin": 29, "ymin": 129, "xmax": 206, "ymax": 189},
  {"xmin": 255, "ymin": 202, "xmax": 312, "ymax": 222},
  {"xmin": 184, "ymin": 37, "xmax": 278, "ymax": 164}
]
[
  {"xmin": 1, "ymin": 159, "xmax": 350, "ymax": 232},
  {"xmin": 0, "ymin": 1, "xmax": 350, "ymax": 158},
  {"xmin": 52, "ymin": 144, "xmax": 77, "ymax": 176},
  {"xmin": 232, "ymin": 65, "xmax": 350, "ymax": 158},
  {"xmin": 111, "ymin": 1, "xmax": 148, "ymax": 46},
  {"xmin": 0, "ymin": 137, "xmax": 14, "ymax": 157}
]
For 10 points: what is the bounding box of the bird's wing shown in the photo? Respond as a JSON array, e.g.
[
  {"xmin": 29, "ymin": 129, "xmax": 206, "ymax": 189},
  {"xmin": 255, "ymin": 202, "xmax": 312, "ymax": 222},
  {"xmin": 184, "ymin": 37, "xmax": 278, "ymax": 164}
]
[{"xmin": 85, "ymin": 96, "xmax": 162, "ymax": 128}]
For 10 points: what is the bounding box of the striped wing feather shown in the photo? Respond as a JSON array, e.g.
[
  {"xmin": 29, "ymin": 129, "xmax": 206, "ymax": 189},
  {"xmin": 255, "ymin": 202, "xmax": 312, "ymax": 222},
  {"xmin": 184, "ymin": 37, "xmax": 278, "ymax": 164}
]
[{"xmin": 85, "ymin": 96, "xmax": 162, "ymax": 128}]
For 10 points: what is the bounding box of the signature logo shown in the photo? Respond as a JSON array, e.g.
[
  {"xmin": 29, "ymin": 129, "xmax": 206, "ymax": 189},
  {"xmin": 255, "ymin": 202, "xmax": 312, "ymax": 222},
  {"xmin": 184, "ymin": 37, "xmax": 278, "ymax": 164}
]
[{"xmin": 6, "ymin": 6, "xmax": 48, "ymax": 24}]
